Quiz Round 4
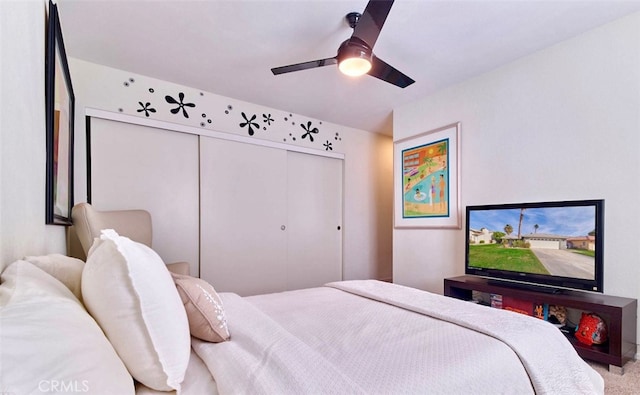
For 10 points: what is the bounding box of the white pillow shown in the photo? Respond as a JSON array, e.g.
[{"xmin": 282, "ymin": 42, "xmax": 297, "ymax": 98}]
[
  {"xmin": 82, "ymin": 229, "xmax": 190, "ymax": 391},
  {"xmin": 23, "ymin": 253, "xmax": 85, "ymax": 302},
  {"xmin": 0, "ymin": 260, "xmax": 134, "ymax": 394}
]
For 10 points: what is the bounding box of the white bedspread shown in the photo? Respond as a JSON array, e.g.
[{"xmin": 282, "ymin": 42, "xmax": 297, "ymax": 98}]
[
  {"xmin": 192, "ymin": 292, "xmax": 366, "ymax": 394},
  {"xmin": 192, "ymin": 280, "xmax": 603, "ymax": 395},
  {"xmin": 327, "ymin": 280, "xmax": 604, "ymax": 394}
]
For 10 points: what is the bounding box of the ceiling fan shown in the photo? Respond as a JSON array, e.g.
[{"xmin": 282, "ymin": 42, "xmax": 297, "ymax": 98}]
[{"xmin": 271, "ymin": 0, "xmax": 415, "ymax": 88}]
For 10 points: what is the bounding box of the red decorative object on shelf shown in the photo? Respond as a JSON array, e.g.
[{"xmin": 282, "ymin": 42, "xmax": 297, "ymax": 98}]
[{"xmin": 576, "ymin": 312, "xmax": 608, "ymax": 346}]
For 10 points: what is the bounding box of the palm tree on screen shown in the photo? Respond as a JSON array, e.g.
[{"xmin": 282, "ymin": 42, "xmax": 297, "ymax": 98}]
[
  {"xmin": 517, "ymin": 208, "xmax": 525, "ymax": 238},
  {"xmin": 504, "ymin": 224, "xmax": 513, "ymax": 235}
]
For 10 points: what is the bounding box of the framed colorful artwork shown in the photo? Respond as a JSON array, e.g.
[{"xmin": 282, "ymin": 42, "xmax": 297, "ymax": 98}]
[
  {"xmin": 393, "ymin": 122, "xmax": 461, "ymax": 229},
  {"xmin": 45, "ymin": 0, "xmax": 75, "ymax": 225}
]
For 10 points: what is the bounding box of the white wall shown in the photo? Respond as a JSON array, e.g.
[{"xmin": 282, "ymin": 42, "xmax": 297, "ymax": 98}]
[
  {"xmin": 343, "ymin": 131, "xmax": 394, "ymax": 280},
  {"xmin": 68, "ymin": 59, "xmax": 393, "ymax": 281},
  {"xmin": 0, "ymin": 1, "xmax": 67, "ymax": 269},
  {"xmin": 393, "ymin": 12, "xmax": 639, "ymax": 344}
]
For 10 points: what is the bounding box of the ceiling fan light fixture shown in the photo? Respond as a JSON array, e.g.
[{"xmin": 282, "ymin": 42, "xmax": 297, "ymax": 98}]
[
  {"xmin": 271, "ymin": 2, "xmax": 414, "ymax": 87},
  {"xmin": 339, "ymin": 57, "xmax": 372, "ymax": 76},
  {"xmin": 337, "ymin": 40, "xmax": 372, "ymax": 77}
]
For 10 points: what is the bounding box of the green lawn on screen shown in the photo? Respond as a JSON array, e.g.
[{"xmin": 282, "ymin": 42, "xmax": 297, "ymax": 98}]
[{"xmin": 468, "ymin": 244, "xmax": 550, "ymax": 274}]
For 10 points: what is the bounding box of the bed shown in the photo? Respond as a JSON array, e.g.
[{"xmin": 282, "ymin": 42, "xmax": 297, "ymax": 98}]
[
  {"xmin": 1, "ymin": 230, "xmax": 604, "ymax": 394},
  {"xmin": 180, "ymin": 280, "xmax": 603, "ymax": 395}
]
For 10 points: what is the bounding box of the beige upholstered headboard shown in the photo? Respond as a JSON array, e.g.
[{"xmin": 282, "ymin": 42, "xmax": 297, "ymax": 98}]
[
  {"xmin": 67, "ymin": 203, "xmax": 152, "ymax": 261},
  {"xmin": 68, "ymin": 203, "xmax": 190, "ymax": 275}
]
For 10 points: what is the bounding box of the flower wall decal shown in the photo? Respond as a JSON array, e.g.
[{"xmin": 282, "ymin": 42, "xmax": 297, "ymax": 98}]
[
  {"xmin": 165, "ymin": 92, "xmax": 196, "ymax": 118},
  {"xmin": 300, "ymin": 121, "xmax": 319, "ymax": 142},
  {"xmin": 116, "ymin": 78, "xmax": 344, "ymax": 149},
  {"xmin": 137, "ymin": 102, "xmax": 156, "ymax": 117},
  {"xmin": 239, "ymin": 112, "xmax": 260, "ymax": 136}
]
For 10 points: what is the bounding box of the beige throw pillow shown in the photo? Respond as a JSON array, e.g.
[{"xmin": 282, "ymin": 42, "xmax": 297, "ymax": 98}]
[
  {"xmin": 171, "ymin": 273, "xmax": 230, "ymax": 343},
  {"xmin": 23, "ymin": 253, "xmax": 85, "ymax": 302}
]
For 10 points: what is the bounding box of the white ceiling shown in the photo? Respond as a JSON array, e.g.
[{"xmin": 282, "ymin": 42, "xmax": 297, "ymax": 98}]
[{"xmin": 57, "ymin": 0, "xmax": 640, "ymax": 135}]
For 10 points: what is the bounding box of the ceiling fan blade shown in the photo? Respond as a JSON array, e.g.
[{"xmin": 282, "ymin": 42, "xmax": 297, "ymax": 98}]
[
  {"xmin": 352, "ymin": 0, "xmax": 394, "ymax": 49},
  {"xmin": 368, "ymin": 56, "xmax": 414, "ymax": 88},
  {"xmin": 271, "ymin": 57, "xmax": 337, "ymax": 75}
]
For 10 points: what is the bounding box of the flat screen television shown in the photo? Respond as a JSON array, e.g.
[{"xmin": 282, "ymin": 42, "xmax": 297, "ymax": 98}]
[{"xmin": 465, "ymin": 199, "xmax": 604, "ymax": 293}]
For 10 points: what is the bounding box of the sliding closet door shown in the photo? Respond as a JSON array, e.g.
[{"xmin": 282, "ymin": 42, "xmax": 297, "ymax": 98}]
[
  {"xmin": 89, "ymin": 118, "xmax": 200, "ymax": 276},
  {"xmin": 286, "ymin": 151, "xmax": 343, "ymax": 289},
  {"xmin": 200, "ymin": 137, "xmax": 288, "ymax": 296}
]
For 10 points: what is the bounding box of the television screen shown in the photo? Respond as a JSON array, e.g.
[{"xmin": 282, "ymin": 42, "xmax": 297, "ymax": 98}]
[{"xmin": 465, "ymin": 199, "xmax": 604, "ymax": 293}]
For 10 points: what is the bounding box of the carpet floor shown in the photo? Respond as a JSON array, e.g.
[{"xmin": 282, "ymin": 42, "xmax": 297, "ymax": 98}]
[{"xmin": 589, "ymin": 360, "xmax": 639, "ymax": 394}]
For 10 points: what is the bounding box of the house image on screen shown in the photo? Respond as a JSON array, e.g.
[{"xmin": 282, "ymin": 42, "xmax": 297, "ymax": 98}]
[
  {"xmin": 566, "ymin": 235, "xmax": 596, "ymax": 251},
  {"xmin": 521, "ymin": 233, "xmax": 568, "ymax": 249},
  {"xmin": 493, "ymin": 232, "xmax": 594, "ymax": 251},
  {"xmin": 469, "ymin": 228, "xmax": 494, "ymax": 244}
]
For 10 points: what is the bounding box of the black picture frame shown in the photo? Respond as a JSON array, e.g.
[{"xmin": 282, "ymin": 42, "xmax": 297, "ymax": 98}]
[{"xmin": 45, "ymin": 0, "xmax": 75, "ymax": 225}]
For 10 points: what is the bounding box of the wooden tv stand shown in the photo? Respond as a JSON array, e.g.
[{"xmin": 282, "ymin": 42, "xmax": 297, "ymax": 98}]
[{"xmin": 444, "ymin": 275, "xmax": 637, "ymax": 372}]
